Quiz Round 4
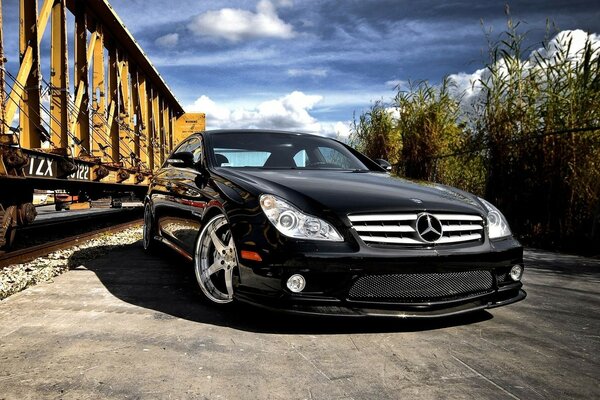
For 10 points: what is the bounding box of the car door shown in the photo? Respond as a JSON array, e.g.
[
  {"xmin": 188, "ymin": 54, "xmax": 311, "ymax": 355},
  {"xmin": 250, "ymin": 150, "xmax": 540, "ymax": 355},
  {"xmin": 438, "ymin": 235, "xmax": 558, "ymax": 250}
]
[{"xmin": 156, "ymin": 135, "xmax": 209, "ymax": 256}]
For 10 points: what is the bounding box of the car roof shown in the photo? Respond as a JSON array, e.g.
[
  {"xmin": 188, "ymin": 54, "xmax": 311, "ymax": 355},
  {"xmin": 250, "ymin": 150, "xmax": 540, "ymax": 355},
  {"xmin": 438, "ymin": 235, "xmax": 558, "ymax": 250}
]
[{"xmin": 200, "ymin": 129, "xmax": 321, "ymax": 138}]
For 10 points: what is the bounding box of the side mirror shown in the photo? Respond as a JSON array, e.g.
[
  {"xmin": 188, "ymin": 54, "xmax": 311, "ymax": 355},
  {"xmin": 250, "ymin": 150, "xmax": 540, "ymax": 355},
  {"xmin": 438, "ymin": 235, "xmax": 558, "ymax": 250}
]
[
  {"xmin": 166, "ymin": 151, "xmax": 194, "ymax": 168},
  {"xmin": 194, "ymin": 171, "xmax": 208, "ymax": 189},
  {"xmin": 375, "ymin": 159, "xmax": 392, "ymax": 172}
]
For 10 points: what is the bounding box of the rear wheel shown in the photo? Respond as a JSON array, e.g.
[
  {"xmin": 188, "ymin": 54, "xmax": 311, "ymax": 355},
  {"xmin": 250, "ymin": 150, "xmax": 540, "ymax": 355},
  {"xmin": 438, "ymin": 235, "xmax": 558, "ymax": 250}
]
[
  {"xmin": 194, "ymin": 214, "xmax": 238, "ymax": 304},
  {"xmin": 142, "ymin": 203, "xmax": 158, "ymax": 253}
]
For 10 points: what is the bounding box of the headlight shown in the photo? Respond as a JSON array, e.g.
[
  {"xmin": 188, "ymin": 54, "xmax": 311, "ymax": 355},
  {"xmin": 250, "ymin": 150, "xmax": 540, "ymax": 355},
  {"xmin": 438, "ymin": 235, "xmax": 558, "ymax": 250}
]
[
  {"xmin": 479, "ymin": 197, "xmax": 512, "ymax": 239},
  {"xmin": 259, "ymin": 194, "xmax": 344, "ymax": 242}
]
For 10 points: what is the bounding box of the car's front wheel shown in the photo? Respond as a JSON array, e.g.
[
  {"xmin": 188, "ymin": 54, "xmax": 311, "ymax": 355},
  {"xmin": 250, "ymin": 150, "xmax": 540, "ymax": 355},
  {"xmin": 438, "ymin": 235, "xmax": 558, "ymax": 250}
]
[{"xmin": 194, "ymin": 214, "xmax": 238, "ymax": 304}]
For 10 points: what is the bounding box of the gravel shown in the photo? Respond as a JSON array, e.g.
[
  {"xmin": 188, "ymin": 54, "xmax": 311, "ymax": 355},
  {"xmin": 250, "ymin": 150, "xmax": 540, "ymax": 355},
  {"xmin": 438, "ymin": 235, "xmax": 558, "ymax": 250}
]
[{"xmin": 0, "ymin": 227, "xmax": 142, "ymax": 300}]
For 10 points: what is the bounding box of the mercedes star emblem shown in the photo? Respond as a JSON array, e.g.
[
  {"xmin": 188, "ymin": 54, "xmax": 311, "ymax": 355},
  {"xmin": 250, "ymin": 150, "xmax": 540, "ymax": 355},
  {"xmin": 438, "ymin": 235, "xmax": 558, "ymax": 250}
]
[{"xmin": 416, "ymin": 213, "xmax": 443, "ymax": 243}]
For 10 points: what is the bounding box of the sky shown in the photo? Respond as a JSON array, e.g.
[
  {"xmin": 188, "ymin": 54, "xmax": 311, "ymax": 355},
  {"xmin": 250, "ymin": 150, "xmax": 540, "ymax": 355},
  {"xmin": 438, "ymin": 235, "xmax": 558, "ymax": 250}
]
[{"xmin": 2, "ymin": 0, "xmax": 600, "ymax": 138}]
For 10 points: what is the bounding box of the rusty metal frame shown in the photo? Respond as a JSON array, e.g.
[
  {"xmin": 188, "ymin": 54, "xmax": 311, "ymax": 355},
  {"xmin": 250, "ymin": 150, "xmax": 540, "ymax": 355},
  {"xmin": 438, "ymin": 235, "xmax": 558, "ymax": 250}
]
[
  {"xmin": 0, "ymin": 0, "xmax": 208, "ymax": 250},
  {"xmin": 3, "ymin": 0, "xmax": 202, "ymax": 168}
]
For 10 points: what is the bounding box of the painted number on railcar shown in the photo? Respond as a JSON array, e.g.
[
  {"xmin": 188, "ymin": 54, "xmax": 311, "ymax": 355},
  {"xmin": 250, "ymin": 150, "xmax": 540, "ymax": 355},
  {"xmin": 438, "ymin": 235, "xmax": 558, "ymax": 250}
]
[
  {"xmin": 69, "ymin": 164, "xmax": 90, "ymax": 180},
  {"xmin": 26, "ymin": 155, "xmax": 91, "ymax": 180},
  {"xmin": 27, "ymin": 156, "xmax": 57, "ymax": 177}
]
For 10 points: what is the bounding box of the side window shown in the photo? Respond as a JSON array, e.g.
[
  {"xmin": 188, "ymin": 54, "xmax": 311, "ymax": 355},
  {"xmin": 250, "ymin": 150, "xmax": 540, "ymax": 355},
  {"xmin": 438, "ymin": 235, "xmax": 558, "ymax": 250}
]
[
  {"xmin": 317, "ymin": 146, "xmax": 353, "ymax": 168},
  {"xmin": 192, "ymin": 141, "xmax": 204, "ymax": 164},
  {"xmin": 293, "ymin": 150, "xmax": 307, "ymax": 167},
  {"xmin": 169, "ymin": 136, "xmax": 204, "ymax": 165},
  {"xmin": 213, "ymin": 149, "xmax": 270, "ymax": 167},
  {"xmin": 172, "ymin": 137, "xmax": 197, "ymax": 155}
]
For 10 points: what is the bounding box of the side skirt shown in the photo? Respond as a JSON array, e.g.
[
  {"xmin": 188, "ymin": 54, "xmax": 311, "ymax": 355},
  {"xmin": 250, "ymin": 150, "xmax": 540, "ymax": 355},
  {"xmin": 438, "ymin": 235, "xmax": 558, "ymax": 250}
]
[{"xmin": 155, "ymin": 235, "xmax": 193, "ymax": 262}]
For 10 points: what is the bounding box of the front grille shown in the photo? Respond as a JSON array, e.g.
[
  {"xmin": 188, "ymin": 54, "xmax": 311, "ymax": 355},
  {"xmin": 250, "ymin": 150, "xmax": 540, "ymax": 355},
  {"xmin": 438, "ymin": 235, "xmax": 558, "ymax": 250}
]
[
  {"xmin": 348, "ymin": 213, "xmax": 484, "ymax": 246},
  {"xmin": 495, "ymin": 270, "xmax": 511, "ymax": 284},
  {"xmin": 348, "ymin": 271, "xmax": 494, "ymax": 303}
]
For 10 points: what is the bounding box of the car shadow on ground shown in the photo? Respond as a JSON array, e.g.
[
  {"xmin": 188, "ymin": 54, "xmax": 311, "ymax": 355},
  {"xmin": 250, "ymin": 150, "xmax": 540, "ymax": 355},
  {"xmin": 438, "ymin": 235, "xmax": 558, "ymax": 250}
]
[{"xmin": 68, "ymin": 241, "xmax": 494, "ymax": 334}]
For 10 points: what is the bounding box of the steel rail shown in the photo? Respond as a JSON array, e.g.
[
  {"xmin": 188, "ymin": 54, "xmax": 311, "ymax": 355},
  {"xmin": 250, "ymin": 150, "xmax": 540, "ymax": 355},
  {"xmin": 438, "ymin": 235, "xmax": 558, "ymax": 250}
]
[{"xmin": 0, "ymin": 219, "xmax": 142, "ymax": 269}]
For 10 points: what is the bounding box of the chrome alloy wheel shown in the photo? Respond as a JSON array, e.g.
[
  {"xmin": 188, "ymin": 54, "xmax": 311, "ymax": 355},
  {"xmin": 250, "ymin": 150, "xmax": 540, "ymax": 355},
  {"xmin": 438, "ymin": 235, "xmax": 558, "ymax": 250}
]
[{"xmin": 194, "ymin": 214, "xmax": 238, "ymax": 304}]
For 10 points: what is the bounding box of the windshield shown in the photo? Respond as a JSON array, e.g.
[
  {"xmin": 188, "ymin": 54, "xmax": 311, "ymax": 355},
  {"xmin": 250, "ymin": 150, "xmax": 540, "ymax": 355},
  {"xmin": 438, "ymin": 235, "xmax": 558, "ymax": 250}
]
[{"xmin": 208, "ymin": 132, "xmax": 369, "ymax": 170}]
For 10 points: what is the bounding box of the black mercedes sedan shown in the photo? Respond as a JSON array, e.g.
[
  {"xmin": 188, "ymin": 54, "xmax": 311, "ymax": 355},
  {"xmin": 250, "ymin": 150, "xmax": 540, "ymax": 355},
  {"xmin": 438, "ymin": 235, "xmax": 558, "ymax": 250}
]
[{"xmin": 143, "ymin": 129, "xmax": 525, "ymax": 317}]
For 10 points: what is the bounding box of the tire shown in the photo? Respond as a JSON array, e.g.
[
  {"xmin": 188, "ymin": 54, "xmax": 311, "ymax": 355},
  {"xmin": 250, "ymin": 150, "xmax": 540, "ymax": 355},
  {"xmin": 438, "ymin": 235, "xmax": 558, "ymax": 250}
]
[
  {"xmin": 194, "ymin": 214, "xmax": 238, "ymax": 304},
  {"xmin": 142, "ymin": 202, "xmax": 158, "ymax": 253},
  {"xmin": 0, "ymin": 226, "xmax": 16, "ymax": 251}
]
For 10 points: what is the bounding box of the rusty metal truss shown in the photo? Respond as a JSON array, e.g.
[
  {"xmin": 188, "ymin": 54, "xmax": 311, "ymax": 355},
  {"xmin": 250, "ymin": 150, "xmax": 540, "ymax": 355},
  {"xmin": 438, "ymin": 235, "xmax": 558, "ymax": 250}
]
[
  {"xmin": 0, "ymin": 0, "xmax": 205, "ymax": 249},
  {"xmin": 0, "ymin": 0, "xmax": 205, "ymax": 176}
]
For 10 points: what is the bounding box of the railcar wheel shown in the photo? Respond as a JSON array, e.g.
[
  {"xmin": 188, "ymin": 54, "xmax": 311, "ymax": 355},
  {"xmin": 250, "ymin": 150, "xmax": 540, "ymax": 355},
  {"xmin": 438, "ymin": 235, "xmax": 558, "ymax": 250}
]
[{"xmin": 194, "ymin": 214, "xmax": 238, "ymax": 304}]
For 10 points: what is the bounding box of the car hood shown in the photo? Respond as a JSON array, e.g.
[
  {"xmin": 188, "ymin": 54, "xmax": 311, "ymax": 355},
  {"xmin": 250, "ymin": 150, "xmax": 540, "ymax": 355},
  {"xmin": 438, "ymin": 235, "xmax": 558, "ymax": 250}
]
[{"xmin": 215, "ymin": 169, "xmax": 485, "ymax": 217}]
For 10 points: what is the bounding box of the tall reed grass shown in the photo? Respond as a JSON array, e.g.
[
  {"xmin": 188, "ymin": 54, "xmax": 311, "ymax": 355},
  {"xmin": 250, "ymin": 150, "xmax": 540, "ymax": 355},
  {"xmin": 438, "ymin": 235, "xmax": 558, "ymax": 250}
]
[{"xmin": 350, "ymin": 21, "xmax": 600, "ymax": 253}]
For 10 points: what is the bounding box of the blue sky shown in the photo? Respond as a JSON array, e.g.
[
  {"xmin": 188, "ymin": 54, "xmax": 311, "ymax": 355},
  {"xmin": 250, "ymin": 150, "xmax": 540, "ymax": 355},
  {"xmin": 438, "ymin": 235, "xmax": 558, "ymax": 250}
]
[{"xmin": 3, "ymin": 0, "xmax": 600, "ymax": 137}]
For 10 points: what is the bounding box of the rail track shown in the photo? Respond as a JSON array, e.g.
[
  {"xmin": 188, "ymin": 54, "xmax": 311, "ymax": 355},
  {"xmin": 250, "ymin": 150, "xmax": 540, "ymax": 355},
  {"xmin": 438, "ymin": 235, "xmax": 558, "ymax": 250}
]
[{"xmin": 0, "ymin": 215, "xmax": 142, "ymax": 269}]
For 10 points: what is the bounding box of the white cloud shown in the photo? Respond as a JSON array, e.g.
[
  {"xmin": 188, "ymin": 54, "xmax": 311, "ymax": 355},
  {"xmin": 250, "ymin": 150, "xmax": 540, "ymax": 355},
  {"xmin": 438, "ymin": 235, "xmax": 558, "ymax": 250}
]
[
  {"xmin": 448, "ymin": 29, "xmax": 600, "ymax": 115},
  {"xmin": 188, "ymin": 0, "xmax": 295, "ymax": 42},
  {"xmin": 155, "ymin": 33, "xmax": 179, "ymax": 48},
  {"xmin": 534, "ymin": 29, "xmax": 600, "ymax": 63},
  {"xmin": 447, "ymin": 69, "xmax": 485, "ymax": 100},
  {"xmin": 331, "ymin": 121, "xmax": 352, "ymax": 139},
  {"xmin": 287, "ymin": 68, "xmax": 328, "ymax": 77},
  {"xmin": 152, "ymin": 47, "xmax": 279, "ymax": 67},
  {"xmin": 384, "ymin": 79, "xmax": 408, "ymax": 90},
  {"xmin": 186, "ymin": 91, "xmax": 349, "ymax": 137}
]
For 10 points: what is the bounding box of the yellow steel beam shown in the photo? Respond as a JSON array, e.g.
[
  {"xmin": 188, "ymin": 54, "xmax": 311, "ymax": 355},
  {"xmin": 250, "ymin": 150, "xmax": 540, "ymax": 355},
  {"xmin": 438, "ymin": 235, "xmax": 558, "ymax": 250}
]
[
  {"xmin": 5, "ymin": 0, "xmax": 53, "ymax": 141},
  {"xmin": 106, "ymin": 100, "xmax": 116, "ymax": 145},
  {"xmin": 4, "ymin": 47, "xmax": 32, "ymax": 131},
  {"xmin": 0, "ymin": 0, "xmax": 5, "ymax": 135},
  {"xmin": 169, "ymin": 110, "xmax": 175, "ymax": 152},
  {"xmin": 158, "ymin": 97, "xmax": 165, "ymax": 164},
  {"xmin": 162, "ymin": 100, "xmax": 170, "ymax": 158},
  {"xmin": 69, "ymin": 30, "xmax": 98, "ymax": 144},
  {"xmin": 87, "ymin": 32, "xmax": 98, "ymax": 64},
  {"xmin": 151, "ymin": 89, "xmax": 160, "ymax": 167},
  {"xmin": 138, "ymin": 73, "xmax": 152, "ymax": 170},
  {"xmin": 147, "ymin": 85, "xmax": 155, "ymax": 170},
  {"xmin": 5, "ymin": 0, "xmax": 188, "ymax": 177},
  {"xmin": 107, "ymin": 43, "xmax": 119, "ymax": 163},
  {"xmin": 19, "ymin": 0, "xmax": 42, "ymax": 149},
  {"xmin": 50, "ymin": 0, "xmax": 69, "ymax": 149},
  {"xmin": 65, "ymin": 0, "xmax": 184, "ymax": 117},
  {"xmin": 73, "ymin": 0, "xmax": 90, "ymax": 154},
  {"xmin": 130, "ymin": 66, "xmax": 140, "ymax": 160},
  {"xmin": 69, "ymin": 81, "xmax": 85, "ymax": 140},
  {"xmin": 118, "ymin": 56, "xmax": 134, "ymax": 165},
  {"xmin": 37, "ymin": 0, "xmax": 53, "ymax": 44},
  {"xmin": 91, "ymin": 24, "xmax": 107, "ymax": 159}
]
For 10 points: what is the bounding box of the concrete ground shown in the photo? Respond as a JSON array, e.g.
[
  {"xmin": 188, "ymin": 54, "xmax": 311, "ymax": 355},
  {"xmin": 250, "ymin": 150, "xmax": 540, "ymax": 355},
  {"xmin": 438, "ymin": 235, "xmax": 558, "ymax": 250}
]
[{"xmin": 0, "ymin": 243, "xmax": 598, "ymax": 399}]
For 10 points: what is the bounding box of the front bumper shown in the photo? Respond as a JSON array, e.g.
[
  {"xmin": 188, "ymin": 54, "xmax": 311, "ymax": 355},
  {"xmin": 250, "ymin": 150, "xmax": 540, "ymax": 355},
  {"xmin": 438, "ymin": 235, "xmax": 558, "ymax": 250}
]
[
  {"xmin": 235, "ymin": 287, "xmax": 526, "ymax": 318},
  {"xmin": 233, "ymin": 236, "xmax": 526, "ymax": 318}
]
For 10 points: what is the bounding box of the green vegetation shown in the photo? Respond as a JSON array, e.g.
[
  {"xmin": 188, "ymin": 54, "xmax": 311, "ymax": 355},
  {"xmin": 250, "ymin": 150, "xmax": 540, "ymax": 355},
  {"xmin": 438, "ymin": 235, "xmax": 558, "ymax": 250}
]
[
  {"xmin": 350, "ymin": 21, "xmax": 600, "ymax": 253},
  {"xmin": 349, "ymin": 100, "xmax": 400, "ymax": 165}
]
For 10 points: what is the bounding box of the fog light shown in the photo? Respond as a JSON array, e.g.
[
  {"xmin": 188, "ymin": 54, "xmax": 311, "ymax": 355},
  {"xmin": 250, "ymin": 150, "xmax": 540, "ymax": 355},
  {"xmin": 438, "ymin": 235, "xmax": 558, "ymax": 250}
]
[
  {"xmin": 510, "ymin": 265, "xmax": 523, "ymax": 281},
  {"xmin": 286, "ymin": 274, "xmax": 306, "ymax": 293}
]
